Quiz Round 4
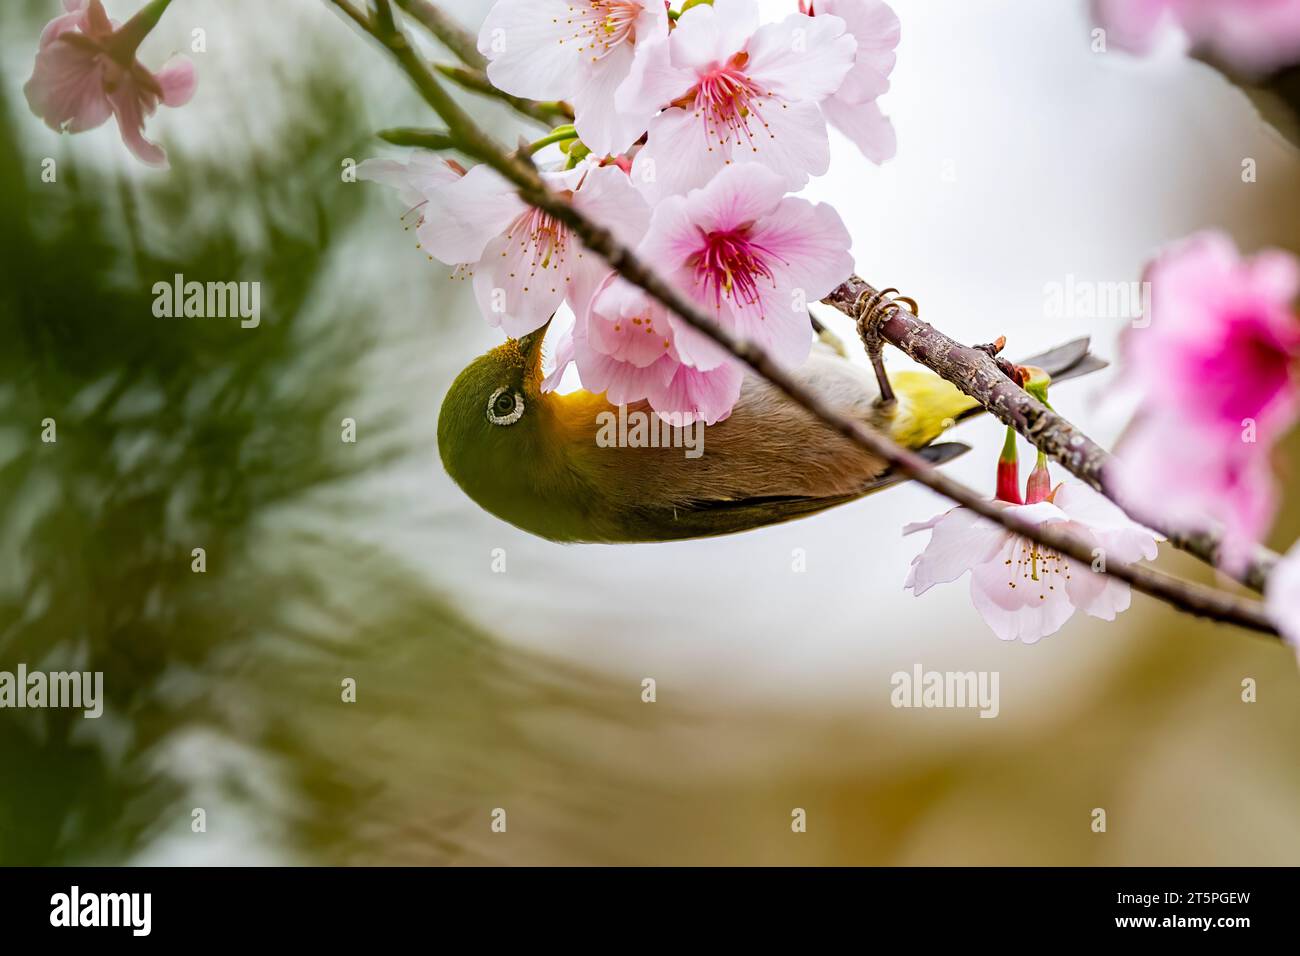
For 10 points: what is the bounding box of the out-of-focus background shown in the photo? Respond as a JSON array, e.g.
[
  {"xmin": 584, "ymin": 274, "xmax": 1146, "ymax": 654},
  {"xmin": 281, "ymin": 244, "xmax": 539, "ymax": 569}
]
[{"xmin": 1, "ymin": 0, "xmax": 1298, "ymax": 866}]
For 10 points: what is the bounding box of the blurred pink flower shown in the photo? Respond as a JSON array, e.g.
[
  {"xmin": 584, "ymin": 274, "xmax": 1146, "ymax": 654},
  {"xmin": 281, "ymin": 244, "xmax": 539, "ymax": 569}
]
[
  {"xmin": 478, "ymin": 0, "xmax": 669, "ymax": 157},
  {"xmin": 1266, "ymin": 542, "xmax": 1300, "ymax": 651},
  {"xmin": 617, "ymin": 0, "xmax": 857, "ymax": 199},
  {"xmin": 905, "ymin": 470, "xmax": 1160, "ymax": 644},
  {"xmin": 1109, "ymin": 231, "xmax": 1300, "ymax": 571},
  {"xmin": 414, "ymin": 160, "xmax": 649, "ymax": 338},
  {"xmin": 637, "ymin": 164, "xmax": 854, "ymax": 372},
  {"xmin": 24, "ymin": 0, "xmax": 195, "ymax": 168},
  {"xmin": 1092, "ymin": 0, "xmax": 1300, "ymax": 75},
  {"xmin": 799, "ymin": 0, "xmax": 899, "ymax": 164},
  {"xmin": 1109, "ymin": 413, "xmax": 1280, "ymax": 574}
]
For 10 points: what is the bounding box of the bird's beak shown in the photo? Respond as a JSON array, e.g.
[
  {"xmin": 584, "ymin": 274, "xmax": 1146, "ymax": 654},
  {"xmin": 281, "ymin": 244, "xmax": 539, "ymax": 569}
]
[{"xmin": 518, "ymin": 317, "xmax": 551, "ymax": 375}]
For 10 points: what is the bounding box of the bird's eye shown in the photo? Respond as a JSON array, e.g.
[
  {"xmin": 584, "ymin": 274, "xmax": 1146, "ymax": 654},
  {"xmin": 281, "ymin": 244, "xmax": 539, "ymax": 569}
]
[{"xmin": 486, "ymin": 386, "xmax": 524, "ymax": 426}]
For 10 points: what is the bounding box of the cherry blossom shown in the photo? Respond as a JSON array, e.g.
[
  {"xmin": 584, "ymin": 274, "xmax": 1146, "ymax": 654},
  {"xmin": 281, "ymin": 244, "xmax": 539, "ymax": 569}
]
[
  {"xmin": 356, "ymin": 153, "xmax": 466, "ymax": 250},
  {"xmin": 477, "ymin": 0, "xmax": 670, "ymax": 157},
  {"xmin": 1092, "ymin": 0, "xmax": 1300, "ymax": 75},
  {"xmin": 1108, "ymin": 231, "xmax": 1300, "ymax": 572},
  {"xmin": 906, "ymin": 453, "xmax": 1160, "ymax": 643},
  {"xmin": 413, "ymin": 160, "xmax": 650, "ymax": 338},
  {"xmin": 617, "ymin": 0, "xmax": 857, "ymax": 199},
  {"xmin": 24, "ymin": 0, "xmax": 196, "ymax": 168},
  {"xmin": 636, "ymin": 164, "xmax": 854, "ymax": 372},
  {"xmin": 554, "ymin": 275, "xmax": 746, "ymax": 425},
  {"xmin": 799, "ymin": 0, "xmax": 899, "ymax": 164}
]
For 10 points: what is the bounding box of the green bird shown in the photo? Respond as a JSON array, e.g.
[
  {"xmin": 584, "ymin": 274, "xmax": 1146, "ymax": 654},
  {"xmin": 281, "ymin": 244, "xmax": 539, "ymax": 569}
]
[{"xmin": 437, "ymin": 325, "xmax": 1103, "ymax": 543}]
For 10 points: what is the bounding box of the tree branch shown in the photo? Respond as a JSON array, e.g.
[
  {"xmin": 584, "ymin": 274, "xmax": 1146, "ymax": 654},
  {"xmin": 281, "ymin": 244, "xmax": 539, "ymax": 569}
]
[
  {"xmin": 393, "ymin": 0, "xmax": 486, "ymax": 70},
  {"xmin": 376, "ymin": 125, "xmax": 459, "ymax": 152},
  {"xmin": 328, "ymin": 0, "xmax": 1282, "ymax": 639},
  {"xmin": 382, "ymin": 0, "xmax": 573, "ymax": 128},
  {"xmin": 822, "ymin": 277, "xmax": 1281, "ymax": 594}
]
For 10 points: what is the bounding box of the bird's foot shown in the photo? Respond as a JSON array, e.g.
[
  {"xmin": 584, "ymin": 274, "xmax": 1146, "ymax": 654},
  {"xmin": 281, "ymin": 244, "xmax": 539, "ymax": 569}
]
[{"xmin": 853, "ymin": 286, "xmax": 918, "ymax": 410}]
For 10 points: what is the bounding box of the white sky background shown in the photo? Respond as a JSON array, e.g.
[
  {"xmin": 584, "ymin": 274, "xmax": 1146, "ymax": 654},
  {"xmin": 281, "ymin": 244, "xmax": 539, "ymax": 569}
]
[{"xmin": 9, "ymin": 0, "xmax": 1299, "ymax": 718}]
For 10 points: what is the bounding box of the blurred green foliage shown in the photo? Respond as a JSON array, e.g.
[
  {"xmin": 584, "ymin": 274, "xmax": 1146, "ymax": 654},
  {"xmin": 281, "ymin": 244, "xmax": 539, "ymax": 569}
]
[{"xmin": 0, "ymin": 44, "xmax": 627, "ymax": 864}]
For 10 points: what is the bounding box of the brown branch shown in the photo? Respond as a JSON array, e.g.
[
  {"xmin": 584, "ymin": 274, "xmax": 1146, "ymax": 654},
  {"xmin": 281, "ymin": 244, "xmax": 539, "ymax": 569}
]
[
  {"xmin": 328, "ymin": 0, "xmax": 1282, "ymax": 639},
  {"xmin": 822, "ymin": 277, "xmax": 1281, "ymax": 594}
]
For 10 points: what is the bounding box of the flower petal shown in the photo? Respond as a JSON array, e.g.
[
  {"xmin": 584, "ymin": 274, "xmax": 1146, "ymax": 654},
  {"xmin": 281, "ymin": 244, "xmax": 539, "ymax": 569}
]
[
  {"xmin": 821, "ymin": 93, "xmax": 896, "ymax": 164},
  {"xmin": 970, "ymin": 568, "xmax": 1077, "ymax": 643},
  {"xmin": 24, "ymin": 37, "xmax": 111, "ymax": 132},
  {"xmin": 629, "ymin": 105, "xmax": 726, "ymax": 201},
  {"xmin": 903, "ymin": 506, "xmax": 1006, "ymax": 597},
  {"xmin": 419, "ymin": 164, "xmax": 525, "ymax": 265},
  {"xmin": 1265, "ymin": 541, "xmax": 1300, "ymax": 649},
  {"xmin": 472, "ymin": 232, "xmax": 568, "ymax": 338},
  {"xmin": 750, "ymin": 194, "xmax": 856, "ymax": 307},
  {"xmin": 745, "ymin": 11, "xmax": 857, "ymax": 103},
  {"xmin": 478, "ymin": 0, "xmax": 580, "ymax": 100},
  {"xmin": 572, "ymin": 43, "xmax": 647, "ymax": 157},
  {"xmin": 155, "ymin": 56, "xmax": 197, "ymax": 107},
  {"xmin": 647, "ymin": 358, "xmax": 745, "ymax": 426}
]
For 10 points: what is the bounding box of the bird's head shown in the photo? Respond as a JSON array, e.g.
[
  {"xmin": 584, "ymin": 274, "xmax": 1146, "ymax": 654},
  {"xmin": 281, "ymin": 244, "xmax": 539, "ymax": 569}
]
[{"xmin": 437, "ymin": 320, "xmax": 576, "ymax": 535}]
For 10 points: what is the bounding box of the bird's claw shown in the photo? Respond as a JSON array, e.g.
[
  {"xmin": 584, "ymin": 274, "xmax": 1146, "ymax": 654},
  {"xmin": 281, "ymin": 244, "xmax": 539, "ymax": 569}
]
[{"xmin": 854, "ymin": 286, "xmax": 918, "ymax": 410}]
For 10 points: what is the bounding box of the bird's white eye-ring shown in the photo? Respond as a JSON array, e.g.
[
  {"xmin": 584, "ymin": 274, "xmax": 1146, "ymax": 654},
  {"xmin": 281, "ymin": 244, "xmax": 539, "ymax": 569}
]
[{"xmin": 486, "ymin": 386, "xmax": 524, "ymax": 426}]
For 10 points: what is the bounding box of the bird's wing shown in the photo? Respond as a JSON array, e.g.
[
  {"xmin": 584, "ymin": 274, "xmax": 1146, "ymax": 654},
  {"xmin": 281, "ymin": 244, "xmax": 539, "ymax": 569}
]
[
  {"xmin": 569, "ymin": 346, "xmax": 971, "ymax": 539},
  {"xmin": 610, "ymin": 442, "xmax": 971, "ymax": 542}
]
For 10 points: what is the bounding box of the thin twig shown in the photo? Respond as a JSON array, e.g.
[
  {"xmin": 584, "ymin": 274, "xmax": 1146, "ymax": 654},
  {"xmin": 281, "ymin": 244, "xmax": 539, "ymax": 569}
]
[
  {"xmin": 393, "ymin": 0, "xmax": 486, "ymax": 69},
  {"xmin": 327, "ymin": 0, "xmax": 1282, "ymax": 639},
  {"xmin": 393, "ymin": 0, "xmax": 574, "ymax": 127},
  {"xmin": 377, "ymin": 126, "xmax": 459, "ymax": 152},
  {"xmin": 435, "ymin": 64, "xmax": 574, "ymax": 127}
]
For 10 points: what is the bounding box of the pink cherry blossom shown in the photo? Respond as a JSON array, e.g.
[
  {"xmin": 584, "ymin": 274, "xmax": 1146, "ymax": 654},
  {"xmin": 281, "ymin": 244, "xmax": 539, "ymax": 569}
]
[
  {"xmin": 1266, "ymin": 541, "xmax": 1300, "ymax": 652},
  {"xmin": 356, "ymin": 153, "xmax": 465, "ymax": 244},
  {"xmin": 1111, "ymin": 411, "xmax": 1281, "ymax": 575},
  {"xmin": 617, "ymin": 0, "xmax": 857, "ymax": 199},
  {"xmin": 477, "ymin": 0, "xmax": 669, "ymax": 157},
  {"xmin": 1108, "ymin": 231, "xmax": 1300, "ymax": 572},
  {"xmin": 800, "ymin": 0, "xmax": 899, "ymax": 164},
  {"xmin": 905, "ymin": 475, "xmax": 1160, "ymax": 644},
  {"xmin": 1092, "ymin": 0, "xmax": 1300, "ymax": 75},
  {"xmin": 411, "ymin": 159, "xmax": 650, "ymax": 338},
  {"xmin": 357, "ymin": 153, "xmax": 463, "ymax": 207},
  {"xmin": 558, "ymin": 275, "xmax": 746, "ymax": 425},
  {"xmin": 636, "ymin": 164, "xmax": 855, "ymax": 372},
  {"xmin": 24, "ymin": 0, "xmax": 196, "ymax": 168}
]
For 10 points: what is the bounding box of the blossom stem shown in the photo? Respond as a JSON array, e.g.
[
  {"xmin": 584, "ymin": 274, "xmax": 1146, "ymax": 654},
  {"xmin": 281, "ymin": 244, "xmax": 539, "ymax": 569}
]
[
  {"xmin": 377, "ymin": 126, "xmax": 460, "ymax": 153},
  {"xmin": 109, "ymin": 0, "xmax": 174, "ymax": 61},
  {"xmin": 525, "ymin": 125, "xmax": 579, "ymax": 157},
  {"xmin": 328, "ymin": 0, "xmax": 1282, "ymax": 638}
]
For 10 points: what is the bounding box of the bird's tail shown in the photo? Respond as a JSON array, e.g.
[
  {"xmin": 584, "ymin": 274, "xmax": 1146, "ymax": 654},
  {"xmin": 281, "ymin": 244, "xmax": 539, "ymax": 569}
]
[
  {"xmin": 889, "ymin": 337, "xmax": 1106, "ymax": 447},
  {"xmin": 1011, "ymin": 336, "xmax": 1109, "ymax": 386}
]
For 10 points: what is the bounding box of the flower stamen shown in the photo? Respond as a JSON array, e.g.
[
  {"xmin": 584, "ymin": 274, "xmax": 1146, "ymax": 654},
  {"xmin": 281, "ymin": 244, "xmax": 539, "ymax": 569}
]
[
  {"xmin": 678, "ymin": 56, "xmax": 773, "ymax": 153},
  {"xmin": 563, "ymin": 0, "xmax": 642, "ymax": 62},
  {"xmin": 690, "ymin": 226, "xmax": 786, "ymax": 312}
]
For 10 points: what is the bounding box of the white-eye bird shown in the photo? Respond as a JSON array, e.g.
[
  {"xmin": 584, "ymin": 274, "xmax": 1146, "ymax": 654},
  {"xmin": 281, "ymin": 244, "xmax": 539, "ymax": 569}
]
[{"xmin": 437, "ymin": 325, "xmax": 1103, "ymax": 543}]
